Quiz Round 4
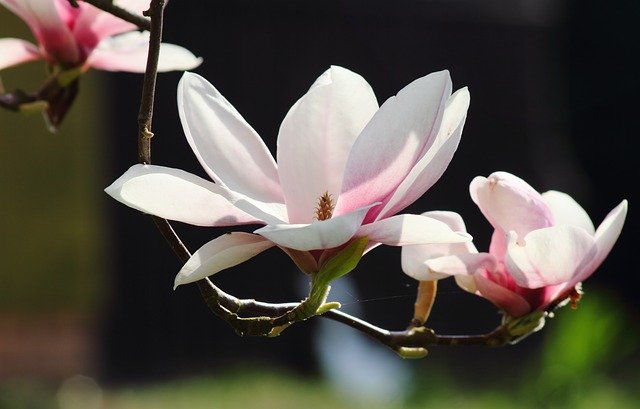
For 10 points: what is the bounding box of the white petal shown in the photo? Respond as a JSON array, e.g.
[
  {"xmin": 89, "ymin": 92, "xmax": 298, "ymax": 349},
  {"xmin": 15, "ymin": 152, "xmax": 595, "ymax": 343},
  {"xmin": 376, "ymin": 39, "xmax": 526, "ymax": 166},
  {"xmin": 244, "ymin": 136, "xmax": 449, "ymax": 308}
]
[
  {"xmin": 505, "ymin": 227, "xmax": 597, "ymax": 288},
  {"xmin": 0, "ymin": 38, "xmax": 41, "ymax": 70},
  {"xmin": 470, "ymin": 172, "xmax": 554, "ymax": 242},
  {"xmin": 336, "ymin": 70, "xmax": 452, "ymax": 217},
  {"xmin": 357, "ymin": 214, "xmax": 471, "ymax": 246},
  {"xmin": 177, "ymin": 72, "xmax": 284, "ymax": 204},
  {"xmin": 578, "ymin": 200, "xmax": 628, "ymax": 282},
  {"xmin": 277, "ymin": 66, "xmax": 378, "ymax": 223},
  {"xmin": 174, "ymin": 233, "xmax": 275, "ymax": 287},
  {"xmin": 377, "ymin": 87, "xmax": 470, "ymax": 220},
  {"xmin": 105, "ymin": 164, "xmax": 259, "ymax": 226},
  {"xmin": 254, "ymin": 205, "xmax": 375, "ymax": 251},
  {"xmin": 403, "ymin": 249, "xmax": 495, "ymax": 281},
  {"xmin": 542, "ymin": 190, "xmax": 595, "ymax": 234},
  {"xmin": 88, "ymin": 31, "xmax": 202, "ymax": 72}
]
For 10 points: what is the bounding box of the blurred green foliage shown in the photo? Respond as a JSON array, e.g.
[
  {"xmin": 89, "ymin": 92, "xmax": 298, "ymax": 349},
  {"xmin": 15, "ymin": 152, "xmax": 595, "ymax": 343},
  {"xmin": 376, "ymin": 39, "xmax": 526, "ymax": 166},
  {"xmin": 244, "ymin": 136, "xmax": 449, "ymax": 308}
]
[{"xmin": 0, "ymin": 12, "xmax": 107, "ymax": 312}]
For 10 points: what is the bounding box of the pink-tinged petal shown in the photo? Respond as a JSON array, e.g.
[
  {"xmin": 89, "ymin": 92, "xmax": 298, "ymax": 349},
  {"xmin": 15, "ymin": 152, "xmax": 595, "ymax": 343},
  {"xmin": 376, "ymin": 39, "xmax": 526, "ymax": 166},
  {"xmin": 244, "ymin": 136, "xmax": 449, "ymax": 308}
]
[
  {"xmin": 277, "ymin": 66, "xmax": 378, "ymax": 223},
  {"xmin": 71, "ymin": 4, "xmax": 134, "ymax": 51},
  {"xmin": 88, "ymin": 31, "xmax": 202, "ymax": 72},
  {"xmin": 575, "ymin": 200, "xmax": 628, "ymax": 283},
  {"xmin": 105, "ymin": 164, "xmax": 260, "ymax": 227},
  {"xmin": 2, "ymin": 0, "xmax": 79, "ymax": 64},
  {"xmin": 504, "ymin": 227, "xmax": 597, "ymax": 288},
  {"xmin": 336, "ymin": 70, "xmax": 452, "ymax": 216},
  {"xmin": 474, "ymin": 274, "xmax": 532, "ymax": 318},
  {"xmin": 470, "ymin": 172, "xmax": 554, "ymax": 242},
  {"xmin": 176, "ymin": 71, "xmax": 285, "ymax": 206},
  {"xmin": 542, "ymin": 190, "xmax": 595, "ymax": 234},
  {"xmin": 403, "ymin": 251, "xmax": 496, "ymax": 281},
  {"xmin": 174, "ymin": 233, "xmax": 275, "ymax": 288},
  {"xmin": 488, "ymin": 229, "xmax": 507, "ymax": 260},
  {"xmin": 254, "ymin": 205, "xmax": 375, "ymax": 251},
  {"xmin": 357, "ymin": 214, "xmax": 471, "ymax": 246},
  {"xmin": 0, "ymin": 38, "xmax": 41, "ymax": 70},
  {"xmin": 376, "ymin": 87, "xmax": 470, "ymax": 220}
]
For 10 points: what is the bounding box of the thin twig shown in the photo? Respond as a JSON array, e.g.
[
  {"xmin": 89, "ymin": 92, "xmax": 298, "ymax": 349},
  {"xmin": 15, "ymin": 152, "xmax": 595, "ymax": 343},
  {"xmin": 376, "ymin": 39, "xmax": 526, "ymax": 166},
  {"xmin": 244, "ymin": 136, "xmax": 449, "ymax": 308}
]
[{"xmin": 74, "ymin": 0, "xmax": 151, "ymax": 31}]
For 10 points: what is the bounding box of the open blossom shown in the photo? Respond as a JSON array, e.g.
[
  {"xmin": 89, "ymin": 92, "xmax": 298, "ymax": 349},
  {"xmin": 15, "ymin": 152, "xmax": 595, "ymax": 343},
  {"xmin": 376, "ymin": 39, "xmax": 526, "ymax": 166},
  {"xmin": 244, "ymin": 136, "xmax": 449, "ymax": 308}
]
[
  {"xmin": 106, "ymin": 66, "xmax": 471, "ymax": 287},
  {"xmin": 402, "ymin": 172, "xmax": 628, "ymax": 318},
  {"xmin": 0, "ymin": 0, "xmax": 202, "ymax": 72}
]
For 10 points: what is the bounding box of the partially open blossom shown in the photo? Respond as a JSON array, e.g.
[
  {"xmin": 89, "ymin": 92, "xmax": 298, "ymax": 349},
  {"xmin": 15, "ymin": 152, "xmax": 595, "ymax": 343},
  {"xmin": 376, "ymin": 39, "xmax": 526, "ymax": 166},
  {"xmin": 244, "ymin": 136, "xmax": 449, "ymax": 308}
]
[
  {"xmin": 0, "ymin": 0, "xmax": 202, "ymax": 72},
  {"xmin": 402, "ymin": 171, "xmax": 627, "ymax": 318},
  {"xmin": 0, "ymin": 0, "xmax": 202, "ymax": 128},
  {"xmin": 106, "ymin": 66, "xmax": 471, "ymax": 287}
]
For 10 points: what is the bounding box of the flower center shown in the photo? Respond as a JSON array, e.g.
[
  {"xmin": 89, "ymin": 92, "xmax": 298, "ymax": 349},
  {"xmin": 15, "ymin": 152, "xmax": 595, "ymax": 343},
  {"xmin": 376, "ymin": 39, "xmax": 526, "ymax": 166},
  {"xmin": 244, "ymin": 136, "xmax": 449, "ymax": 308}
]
[{"xmin": 314, "ymin": 191, "xmax": 335, "ymax": 221}]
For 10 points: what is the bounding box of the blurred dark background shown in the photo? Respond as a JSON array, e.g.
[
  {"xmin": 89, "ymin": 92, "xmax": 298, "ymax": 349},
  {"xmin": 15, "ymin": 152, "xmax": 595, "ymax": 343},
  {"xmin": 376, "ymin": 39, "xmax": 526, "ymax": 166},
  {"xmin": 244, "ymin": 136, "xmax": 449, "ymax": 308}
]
[{"xmin": 1, "ymin": 0, "xmax": 638, "ymax": 405}]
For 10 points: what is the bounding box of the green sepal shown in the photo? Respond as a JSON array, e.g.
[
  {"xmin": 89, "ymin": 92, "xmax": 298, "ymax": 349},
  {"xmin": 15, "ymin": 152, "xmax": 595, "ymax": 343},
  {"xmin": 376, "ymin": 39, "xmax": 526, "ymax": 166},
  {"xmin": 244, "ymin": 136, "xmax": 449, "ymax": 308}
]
[
  {"xmin": 505, "ymin": 310, "xmax": 547, "ymax": 344},
  {"xmin": 314, "ymin": 237, "xmax": 368, "ymax": 288}
]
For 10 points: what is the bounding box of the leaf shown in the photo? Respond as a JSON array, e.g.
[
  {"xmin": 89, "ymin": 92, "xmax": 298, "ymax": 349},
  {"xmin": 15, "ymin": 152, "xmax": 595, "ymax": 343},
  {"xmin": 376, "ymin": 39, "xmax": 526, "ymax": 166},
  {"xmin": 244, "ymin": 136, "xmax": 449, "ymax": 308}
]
[{"xmin": 314, "ymin": 236, "xmax": 369, "ymax": 288}]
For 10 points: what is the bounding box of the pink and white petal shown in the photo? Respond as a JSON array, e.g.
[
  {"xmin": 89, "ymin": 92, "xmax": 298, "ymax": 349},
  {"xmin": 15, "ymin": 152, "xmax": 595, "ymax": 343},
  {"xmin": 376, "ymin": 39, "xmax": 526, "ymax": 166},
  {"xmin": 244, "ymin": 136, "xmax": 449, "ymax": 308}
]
[
  {"xmin": 505, "ymin": 227, "xmax": 597, "ymax": 289},
  {"xmin": 574, "ymin": 199, "xmax": 628, "ymax": 283},
  {"xmin": 357, "ymin": 214, "xmax": 471, "ymax": 247},
  {"xmin": 474, "ymin": 274, "xmax": 532, "ymax": 318},
  {"xmin": 402, "ymin": 210, "xmax": 478, "ymax": 257},
  {"xmin": 1, "ymin": 0, "xmax": 79, "ymax": 64},
  {"xmin": 174, "ymin": 233, "xmax": 275, "ymax": 288},
  {"xmin": 336, "ymin": 70, "xmax": 452, "ymax": 216},
  {"xmin": 542, "ymin": 190, "xmax": 595, "ymax": 234},
  {"xmin": 254, "ymin": 205, "xmax": 375, "ymax": 251},
  {"xmin": 0, "ymin": 38, "xmax": 41, "ymax": 70},
  {"xmin": 177, "ymin": 72, "xmax": 286, "ymax": 206},
  {"xmin": 488, "ymin": 229, "xmax": 508, "ymax": 260},
  {"xmin": 403, "ymin": 251, "xmax": 496, "ymax": 281},
  {"xmin": 88, "ymin": 31, "xmax": 201, "ymax": 72},
  {"xmin": 277, "ymin": 66, "xmax": 378, "ymax": 223},
  {"xmin": 376, "ymin": 87, "xmax": 470, "ymax": 220},
  {"xmin": 72, "ymin": 4, "xmax": 135, "ymax": 50},
  {"xmin": 105, "ymin": 164, "xmax": 260, "ymax": 227},
  {"xmin": 470, "ymin": 172, "xmax": 554, "ymax": 242}
]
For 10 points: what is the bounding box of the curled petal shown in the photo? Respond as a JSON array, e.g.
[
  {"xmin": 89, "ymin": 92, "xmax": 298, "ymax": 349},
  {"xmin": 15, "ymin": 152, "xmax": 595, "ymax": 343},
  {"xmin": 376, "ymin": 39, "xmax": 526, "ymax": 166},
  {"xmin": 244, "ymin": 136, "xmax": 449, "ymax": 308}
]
[
  {"xmin": 357, "ymin": 213, "xmax": 471, "ymax": 246},
  {"xmin": 178, "ymin": 72, "xmax": 284, "ymax": 203},
  {"xmin": 542, "ymin": 190, "xmax": 595, "ymax": 234},
  {"xmin": 336, "ymin": 70, "xmax": 452, "ymax": 216},
  {"xmin": 174, "ymin": 233, "xmax": 275, "ymax": 288},
  {"xmin": 278, "ymin": 66, "xmax": 379, "ymax": 223},
  {"xmin": 88, "ymin": 31, "xmax": 202, "ymax": 72},
  {"xmin": 254, "ymin": 205, "xmax": 375, "ymax": 251},
  {"xmin": 505, "ymin": 226, "xmax": 597, "ymax": 288},
  {"xmin": 0, "ymin": 38, "xmax": 41, "ymax": 70},
  {"xmin": 105, "ymin": 164, "xmax": 259, "ymax": 226},
  {"xmin": 470, "ymin": 172, "xmax": 554, "ymax": 241}
]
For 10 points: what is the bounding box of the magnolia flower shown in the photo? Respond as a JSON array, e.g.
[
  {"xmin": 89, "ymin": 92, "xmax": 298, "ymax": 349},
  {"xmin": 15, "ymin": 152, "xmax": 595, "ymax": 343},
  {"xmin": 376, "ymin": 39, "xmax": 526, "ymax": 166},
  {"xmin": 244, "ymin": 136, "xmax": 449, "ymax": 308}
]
[
  {"xmin": 0, "ymin": 0, "xmax": 202, "ymax": 128},
  {"xmin": 0, "ymin": 0, "xmax": 202, "ymax": 72},
  {"xmin": 106, "ymin": 66, "xmax": 471, "ymax": 287},
  {"xmin": 402, "ymin": 172, "xmax": 628, "ymax": 318}
]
